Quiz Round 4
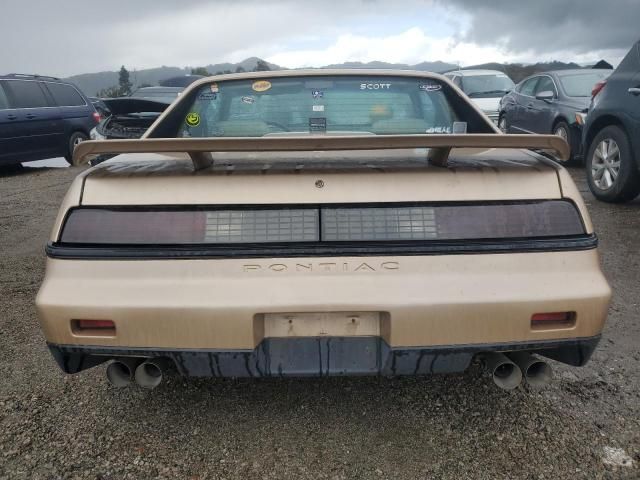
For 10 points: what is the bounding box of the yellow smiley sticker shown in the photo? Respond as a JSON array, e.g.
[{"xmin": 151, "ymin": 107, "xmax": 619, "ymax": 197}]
[
  {"xmin": 252, "ymin": 80, "xmax": 272, "ymax": 92},
  {"xmin": 185, "ymin": 112, "xmax": 200, "ymax": 127}
]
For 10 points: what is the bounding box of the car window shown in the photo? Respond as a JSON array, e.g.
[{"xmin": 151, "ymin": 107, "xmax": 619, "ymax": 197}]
[
  {"xmin": 174, "ymin": 76, "xmax": 465, "ymax": 137},
  {"xmin": 0, "ymin": 84, "xmax": 9, "ymax": 110},
  {"xmin": 45, "ymin": 82, "xmax": 86, "ymax": 106},
  {"xmin": 534, "ymin": 76, "xmax": 556, "ymax": 96},
  {"xmin": 3, "ymin": 80, "xmax": 50, "ymax": 108},
  {"xmin": 558, "ymin": 72, "xmax": 611, "ymax": 97},
  {"xmin": 518, "ymin": 77, "xmax": 539, "ymax": 96},
  {"xmin": 459, "ymin": 74, "xmax": 515, "ymax": 97},
  {"xmin": 452, "ymin": 76, "xmax": 462, "ymax": 88}
]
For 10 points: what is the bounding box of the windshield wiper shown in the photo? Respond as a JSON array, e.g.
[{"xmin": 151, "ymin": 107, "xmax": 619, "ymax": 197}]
[{"xmin": 468, "ymin": 89, "xmax": 509, "ymax": 97}]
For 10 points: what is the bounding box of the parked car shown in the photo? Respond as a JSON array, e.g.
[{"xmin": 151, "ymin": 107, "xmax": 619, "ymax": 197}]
[
  {"xmin": 37, "ymin": 70, "xmax": 610, "ymax": 391},
  {"xmin": 499, "ymin": 69, "xmax": 611, "ymax": 161},
  {"xmin": 0, "ymin": 74, "xmax": 100, "ymax": 166},
  {"xmin": 444, "ymin": 69, "xmax": 515, "ymax": 123},
  {"xmin": 129, "ymin": 86, "xmax": 184, "ymax": 103},
  {"xmin": 582, "ymin": 40, "xmax": 640, "ymax": 202}
]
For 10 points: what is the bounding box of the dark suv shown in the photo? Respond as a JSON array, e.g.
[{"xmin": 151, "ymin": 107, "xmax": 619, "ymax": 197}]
[
  {"xmin": 0, "ymin": 74, "xmax": 99, "ymax": 167},
  {"xmin": 583, "ymin": 40, "xmax": 640, "ymax": 202}
]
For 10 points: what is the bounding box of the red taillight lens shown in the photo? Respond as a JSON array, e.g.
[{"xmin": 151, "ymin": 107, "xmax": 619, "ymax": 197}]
[
  {"xmin": 591, "ymin": 80, "xmax": 606, "ymax": 98},
  {"xmin": 72, "ymin": 319, "xmax": 116, "ymax": 335},
  {"xmin": 76, "ymin": 319, "xmax": 115, "ymax": 329},
  {"xmin": 92, "ymin": 111, "xmax": 101, "ymax": 123},
  {"xmin": 531, "ymin": 312, "xmax": 575, "ymax": 330}
]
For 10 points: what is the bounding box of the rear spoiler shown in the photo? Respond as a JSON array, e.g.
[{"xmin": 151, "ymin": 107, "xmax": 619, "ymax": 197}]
[{"xmin": 73, "ymin": 134, "xmax": 569, "ymax": 170}]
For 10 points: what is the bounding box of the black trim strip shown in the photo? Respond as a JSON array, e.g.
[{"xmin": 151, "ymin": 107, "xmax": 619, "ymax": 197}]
[{"xmin": 47, "ymin": 234, "xmax": 597, "ymax": 260}]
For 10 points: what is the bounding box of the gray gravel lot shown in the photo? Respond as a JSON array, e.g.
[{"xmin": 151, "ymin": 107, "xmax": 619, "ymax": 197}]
[{"xmin": 0, "ymin": 162, "xmax": 638, "ymax": 479}]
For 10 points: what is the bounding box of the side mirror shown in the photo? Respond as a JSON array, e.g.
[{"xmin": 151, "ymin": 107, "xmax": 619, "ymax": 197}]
[{"xmin": 535, "ymin": 90, "xmax": 555, "ymax": 102}]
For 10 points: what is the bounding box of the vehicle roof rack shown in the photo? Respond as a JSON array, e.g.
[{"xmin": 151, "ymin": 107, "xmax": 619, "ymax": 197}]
[
  {"xmin": 4, "ymin": 73, "xmax": 60, "ymax": 81},
  {"xmin": 73, "ymin": 134, "xmax": 570, "ymax": 171}
]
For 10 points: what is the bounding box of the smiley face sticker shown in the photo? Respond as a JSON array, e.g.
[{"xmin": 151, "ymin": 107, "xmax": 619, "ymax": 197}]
[{"xmin": 185, "ymin": 112, "xmax": 200, "ymax": 127}]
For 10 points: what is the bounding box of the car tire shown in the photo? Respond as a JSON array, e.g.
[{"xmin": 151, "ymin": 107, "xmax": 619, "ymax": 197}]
[
  {"xmin": 586, "ymin": 125, "xmax": 640, "ymax": 203},
  {"xmin": 553, "ymin": 121, "xmax": 580, "ymax": 165},
  {"xmin": 64, "ymin": 131, "xmax": 89, "ymax": 165},
  {"xmin": 498, "ymin": 115, "xmax": 508, "ymax": 133}
]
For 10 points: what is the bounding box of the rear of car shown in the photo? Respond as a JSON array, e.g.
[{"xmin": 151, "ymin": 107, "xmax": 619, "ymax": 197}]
[
  {"xmin": 36, "ymin": 71, "xmax": 611, "ymax": 389},
  {"xmin": 0, "ymin": 74, "xmax": 98, "ymax": 166},
  {"xmin": 583, "ymin": 40, "xmax": 640, "ymax": 202}
]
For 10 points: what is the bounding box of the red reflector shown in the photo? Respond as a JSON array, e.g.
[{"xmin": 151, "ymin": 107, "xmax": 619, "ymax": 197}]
[
  {"xmin": 92, "ymin": 111, "xmax": 101, "ymax": 123},
  {"xmin": 531, "ymin": 312, "xmax": 575, "ymax": 330},
  {"xmin": 76, "ymin": 319, "xmax": 115, "ymax": 330}
]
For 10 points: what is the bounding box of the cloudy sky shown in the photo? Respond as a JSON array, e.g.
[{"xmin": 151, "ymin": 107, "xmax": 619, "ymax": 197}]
[{"xmin": 1, "ymin": 0, "xmax": 638, "ymax": 77}]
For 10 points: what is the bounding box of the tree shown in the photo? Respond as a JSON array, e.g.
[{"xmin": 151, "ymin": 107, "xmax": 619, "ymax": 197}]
[
  {"xmin": 253, "ymin": 60, "xmax": 271, "ymax": 72},
  {"xmin": 235, "ymin": 66, "xmax": 246, "ymax": 73},
  {"xmin": 191, "ymin": 67, "xmax": 211, "ymax": 76},
  {"xmin": 118, "ymin": 65, "xmax": 132, "ymax": 96}
]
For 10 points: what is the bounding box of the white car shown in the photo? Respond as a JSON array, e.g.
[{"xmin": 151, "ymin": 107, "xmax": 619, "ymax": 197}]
[{"xmin": 444, "ymin": 69, "xmax": 515, "ymax": 124}]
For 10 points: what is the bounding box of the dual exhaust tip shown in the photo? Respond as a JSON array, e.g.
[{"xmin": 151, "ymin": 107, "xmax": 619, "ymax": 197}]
[
  {"xmin": 106, "ymin": 357, "xmax": 172, "ymax": 389},
  {"xmin": 482, "ymin": 352, "xmax": 552, "ymax": 390}
]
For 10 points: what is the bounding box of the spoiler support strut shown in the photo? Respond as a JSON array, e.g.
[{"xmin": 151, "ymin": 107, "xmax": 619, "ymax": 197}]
[{"xmin": 73, "ymin": 134, "xmax": 569, "ymax": 170}]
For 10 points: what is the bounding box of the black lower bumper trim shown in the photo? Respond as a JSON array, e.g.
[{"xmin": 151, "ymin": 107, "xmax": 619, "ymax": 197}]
[{"xmin": 48, "ymin": 335, "xmax": 600, "ymax": 377}]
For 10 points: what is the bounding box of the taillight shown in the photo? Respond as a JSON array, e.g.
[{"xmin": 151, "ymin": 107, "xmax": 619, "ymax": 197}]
[
  {"xmin": 531, "ymin": 312, "xmax": 575, "ymax": 330},
  {"xmin": 71, "ymin": 319, "xmax": 116, "ymax": 335},
  {"xmin": 591, "ymin": 80, "xmax": 607, "ymax": 98},
  {"xmin": 92, "ymin": 111, "xmax": 101, "ymax": 123},
  {"xmin": 58, "ymin": 201, "xmax": 585, "ymax": 245}
]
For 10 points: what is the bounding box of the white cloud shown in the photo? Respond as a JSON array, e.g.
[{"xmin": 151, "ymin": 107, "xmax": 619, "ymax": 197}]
[{"xmin": 266, "ymin": 27, "xmax": 516, "ymax": 68}]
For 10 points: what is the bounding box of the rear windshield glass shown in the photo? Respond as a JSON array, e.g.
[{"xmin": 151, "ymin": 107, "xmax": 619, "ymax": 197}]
[
  {"xmin": 176, "ymin": 76, "xmax": 463, "ymax": 137},
  {"xmin": 131, "ymin": 88, "xmax": 181, "ymax": 103},
  {"xmin": 559, "ymin": 72, "xmax": 610, "ymax": 97}
]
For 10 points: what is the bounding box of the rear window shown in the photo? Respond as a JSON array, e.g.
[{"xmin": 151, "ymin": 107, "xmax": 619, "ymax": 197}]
[
  {"xmin": 173, "ymin": 76, "xmax": 470, "ymax": 138},
  {"xmin": 3, "ymin": 80, "xmax": 49, "ymax": 108},
  {"xmin": 460, "ymin": 74, "xmax": 515, "ymax": 97},
  {"xmin": 46, "ymin": 82, "xmax": 86, "ymax": 106},
  {"xmin": 559, "ymin": 72, "xmax": 610, "ymax": 97}
]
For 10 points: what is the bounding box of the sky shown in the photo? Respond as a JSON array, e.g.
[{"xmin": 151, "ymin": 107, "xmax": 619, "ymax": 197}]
[{"xmin": 0, "ymin": 0, "xmax": 638, "ymax": 77}]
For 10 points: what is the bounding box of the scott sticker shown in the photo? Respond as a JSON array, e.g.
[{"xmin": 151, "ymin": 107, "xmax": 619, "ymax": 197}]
[
  {"xmin": 252, "ymin": 80, "xmax": 272, "ymax": 92},
  {"xmin": 185, "ymin": 112, "xmax": 200, "ymax": 127},
  {"xmin": 241, "ymin": 96, "xmax": 255, "ymax": 104},
  {"xmin": 360, "ymin": 83, "xmax": 391, "ymax": 90},
  {"xmin": 419, "ymin": 83, "xmax": 442, "ymax": 92}
]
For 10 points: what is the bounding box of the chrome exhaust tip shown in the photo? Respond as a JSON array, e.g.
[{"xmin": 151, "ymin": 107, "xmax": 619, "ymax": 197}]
[
  {"xmin": 106, "ymin": 358, "xmax": 141, "ymax": 388},
  {"xmin": 508, "ymin": 352, "xmax": 553, "ymax": 388},
  {"xmin": 134, "ymin": 358, "xmax": 172, "ymax": 389},
  {"xmin": 481, "ymin": 352, "xmax": 523, "ymax": 390}
]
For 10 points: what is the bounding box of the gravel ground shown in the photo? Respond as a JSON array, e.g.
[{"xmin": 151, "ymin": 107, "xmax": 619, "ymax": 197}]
[{"xmin": 0, "ymin": 162, "xmax": 638, "ymax": 479}]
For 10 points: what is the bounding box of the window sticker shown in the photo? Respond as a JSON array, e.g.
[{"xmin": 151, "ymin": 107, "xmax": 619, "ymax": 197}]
[
  {"xmin": 312, "ymin": 105, "xmax": 325, "ymax": 112},
  {"xmin": 309, "ymin": 117, "xmax": 327, "ymax": 132},
  {"xmin": 198, "ymin": 92, "xmax": 217, "ymax": 100},
  {"xmin": 360, "ymin": 83, "xmax": 391, "ymax": 90},
  {"xmin": 252, "ymin": 80, "xmax": 272, "ymax": 92},
  {"xmin": 419, "ymin": 83, "xmax": 442, "ymax": 92},
  {"xmin": 185, "ymin": 112, "xmax": 200, "ymax": 127},
  {"xmin": 452, "ymin": 121, "xmax": 467, "ymax": 134},
  {"xmin": 210, "ymin": 83, "xmax": 219, "ymax": 93},
  {"xmin": 426, "ymin": 126, "xmax": 452, "ymax": 134},
  {"xmin": 241, "ymin": 96, "xmax": 255, "ymax": 104},
  {"xmin": 312, "ymin": 89, "xmax": 324, "ymax": 99}
]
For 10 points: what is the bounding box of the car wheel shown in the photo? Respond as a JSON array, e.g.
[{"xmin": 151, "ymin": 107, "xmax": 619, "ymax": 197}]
[
  {"xmin": 64, "ymin": 131, "xmax": 89, "ymax": 165},
  {"xmin": 498, "ymin": 115, "xmax": 508, "ymax": 133},
  {"xmin": 586, "ymin": 125, "xmax": 640, "ymax": 203},
  {"xmin": 553, "ymin": 121, "xmax": 580, "ymax": 165}
]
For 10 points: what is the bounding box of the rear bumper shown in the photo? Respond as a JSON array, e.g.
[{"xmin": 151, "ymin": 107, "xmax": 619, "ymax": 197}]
[
  {"xmin": 48, "ymin": 335, "xmax": 601, "ymax": 376},
  {"xmin": 37, "ymin": 249, "xmax": 611, "ymax": 377}
]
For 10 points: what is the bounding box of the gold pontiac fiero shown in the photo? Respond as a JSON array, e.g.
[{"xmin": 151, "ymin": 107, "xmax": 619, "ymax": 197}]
[{"xmin": 36, "ymin": 70, "xmax": 611, "ymax": 390}]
